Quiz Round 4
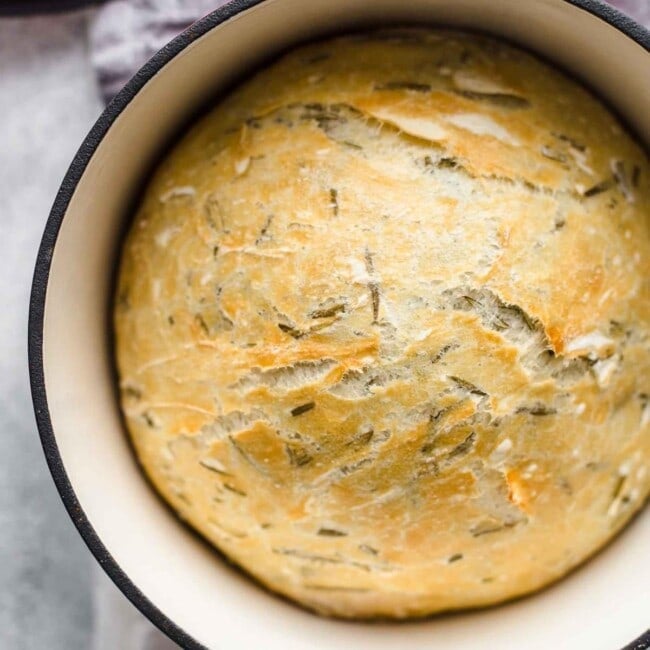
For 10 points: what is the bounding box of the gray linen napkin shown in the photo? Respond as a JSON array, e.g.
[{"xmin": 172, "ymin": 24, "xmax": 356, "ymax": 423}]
[
  {"xmin": 87, "ymin": 1, "xmax": 649, "ymax": 648},
  {"xmin": 89, "ymin": 0, "xmax": 228, "ymax": 102}
]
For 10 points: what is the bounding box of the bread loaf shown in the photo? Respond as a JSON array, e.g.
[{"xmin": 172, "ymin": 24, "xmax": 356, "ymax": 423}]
[{"xmin": 115, "ymin": 29, "xmax": 650, "ymax": 618}]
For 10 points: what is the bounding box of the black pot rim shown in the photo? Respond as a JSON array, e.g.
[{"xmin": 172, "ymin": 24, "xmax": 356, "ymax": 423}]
[{"xmin": 28, "ymin": 1, "xmax": 650, "ymax": 648}]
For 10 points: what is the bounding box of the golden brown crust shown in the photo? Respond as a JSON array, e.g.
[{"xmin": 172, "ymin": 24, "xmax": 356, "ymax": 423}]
[{"xmin": 115, "ymin": 29, "xmax": 650, "ymax": 618}]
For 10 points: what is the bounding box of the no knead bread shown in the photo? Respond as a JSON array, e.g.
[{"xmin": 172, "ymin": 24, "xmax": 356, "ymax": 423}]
[{"xmin": 115, "ymin": 30, "xmax": 650, "ymax": 618}]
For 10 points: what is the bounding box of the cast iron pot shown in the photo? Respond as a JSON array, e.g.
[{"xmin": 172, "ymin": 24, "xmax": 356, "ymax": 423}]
[{"xmin": 29, "ymin": 0, "xmax": 650, "ymax": 648}]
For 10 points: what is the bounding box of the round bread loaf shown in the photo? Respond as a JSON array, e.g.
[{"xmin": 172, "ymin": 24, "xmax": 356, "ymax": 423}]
[{"xmin": 115, "ymin": 29, "xmax": 650, "ymax": 618}]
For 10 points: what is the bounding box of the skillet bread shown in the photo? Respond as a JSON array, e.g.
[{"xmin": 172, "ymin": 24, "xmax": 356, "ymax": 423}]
[{"xmin": 115, "ymin": 30, "xmax": 650, "ymax": 618}]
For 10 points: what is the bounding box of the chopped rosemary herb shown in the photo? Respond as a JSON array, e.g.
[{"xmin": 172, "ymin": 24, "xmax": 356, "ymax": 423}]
[
  {"xmin": 448, "ymin": 431, "xmax": 476, "ymax": 460},
  {"xmin": 299, "ymin": 103, "xmax": 345, "ymax": 128},
  {"xmin": 329, "ymin": 188, "xmax": 339, "ymax": 216},
  {"xmin": 204, "ymin": 194, "xmax": 225, "ymax": 232},
  {"xmin": 420, "ymin": 440, "xmax": 437, "ymax": 454},
  {"xmin": 430, "ymin": 404, "xmax": 454, "ymax": 422},
  {"xmin": 374, "ymin": 81, "xmax": 431, "ymax": 92},
  {"xmin": 255, "ymin": 214, "xmax": 274, "ymax": 244},
  {"xmin": 449, "ymin": 376, "xmax": 487, "ymax": 396},
  {"xmin": 438, "ymin": 157, "xmax": 459, "ymax": 169},
  {"xmin": 612, "ymin": 474, "xmax": 626, "ymax": 501},
  {"xmin": 504, "ymin": 304, "xmax": 536, "ymax": 330},
  {"xmin": 448, "ymin": 553, "xmax": 463, "ymax": 563},
  {"xmin": 552, "ymin": 132, "xmax": 586, "ymax": 151},
  {"xmin": 278, "ymin": 322, "xmax": 304, "ymax": 338},
  {"xmin": 291, "ymin": 401, "xmax": 315, "ymax": 417},
  {"xmin": 609, "ymin": 319, "xmax": 625, "ymax": 336},
  {"xmin": 455, "ymin": 90, "xmax": 530, "ymax": 109},
  {"xmin": 142, "ymin": 411, "xmax": 156, "ymax": 428},
  {"xmin": 123, "ymin": 386, "xmax": 142, "ymax": 400},
  {"xmin": 583, "ymin": 179, "xmax": 613, "ymax": 197},
  {"xmin": 317, "ymin": 528, "xmax": 348, "ymax": 537},
  {"xmin": 309, "ymin": 303, "xmax": 345, "ymax": 319},
  {"xmin": 346, "ymin": 428, "xmax": 374, "ymax": 447},
  {"xmin": 369, "ymin": 283, "xmax": 380, "ymax": 323},
  {"xmin": 195, "ymin": 313, "xmax": 210, "ymax": 336},
  {"xmin": 272, "ymin": 547, "xmax": 340, "ymax": 564},
  {"xmin": 461, "ymin": 294, "xmax": 480, "ymax": 307},
  {"xmin": 286, "ymin": 444, "xmax": 313, "ymax": 467},
  {"xmin": 228, "ymin": 435, "xmax": 257, "ymax": 469},
  {"xmin": 223, "ymin": 483, "xmax": 247, "ymax": 497},
  {"xmin": 245, "ymin": 117, "xmax": 261, "ymax": 129},
  {"xmin": 516, "ymin": 404, "xmax": 557, "ymax": 416},
  {"xmin": 431, "ymin": 343, "xmax": 456, "ymax": 364},
  {"xmin": 492, "ymin": 314, "xmax": 510, "ymax": 331},
  {"xmin": 611, "ymin": 159, "xmax": 635, "ymax": 203},
  {"xmin": 364, "ymin": 249, "xmax": 380, "ymax": 323},
  {"xmin": 339, "ymin": 457, "xmax": 373, "ymax": 476},
  {"xmin": 308, "ymin": 319, "xmax": 338, "ymax": 334}
]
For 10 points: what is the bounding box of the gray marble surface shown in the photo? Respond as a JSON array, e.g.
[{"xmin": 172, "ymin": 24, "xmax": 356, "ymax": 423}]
[{"xmin": 0, "ymin": 10, "xmax": 101, "ymax": 650}]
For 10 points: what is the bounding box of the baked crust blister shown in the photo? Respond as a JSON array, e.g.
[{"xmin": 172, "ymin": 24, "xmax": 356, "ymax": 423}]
[{"xmin": 115, "ymin": 29, "xmax": 650, "ymax": 618}]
